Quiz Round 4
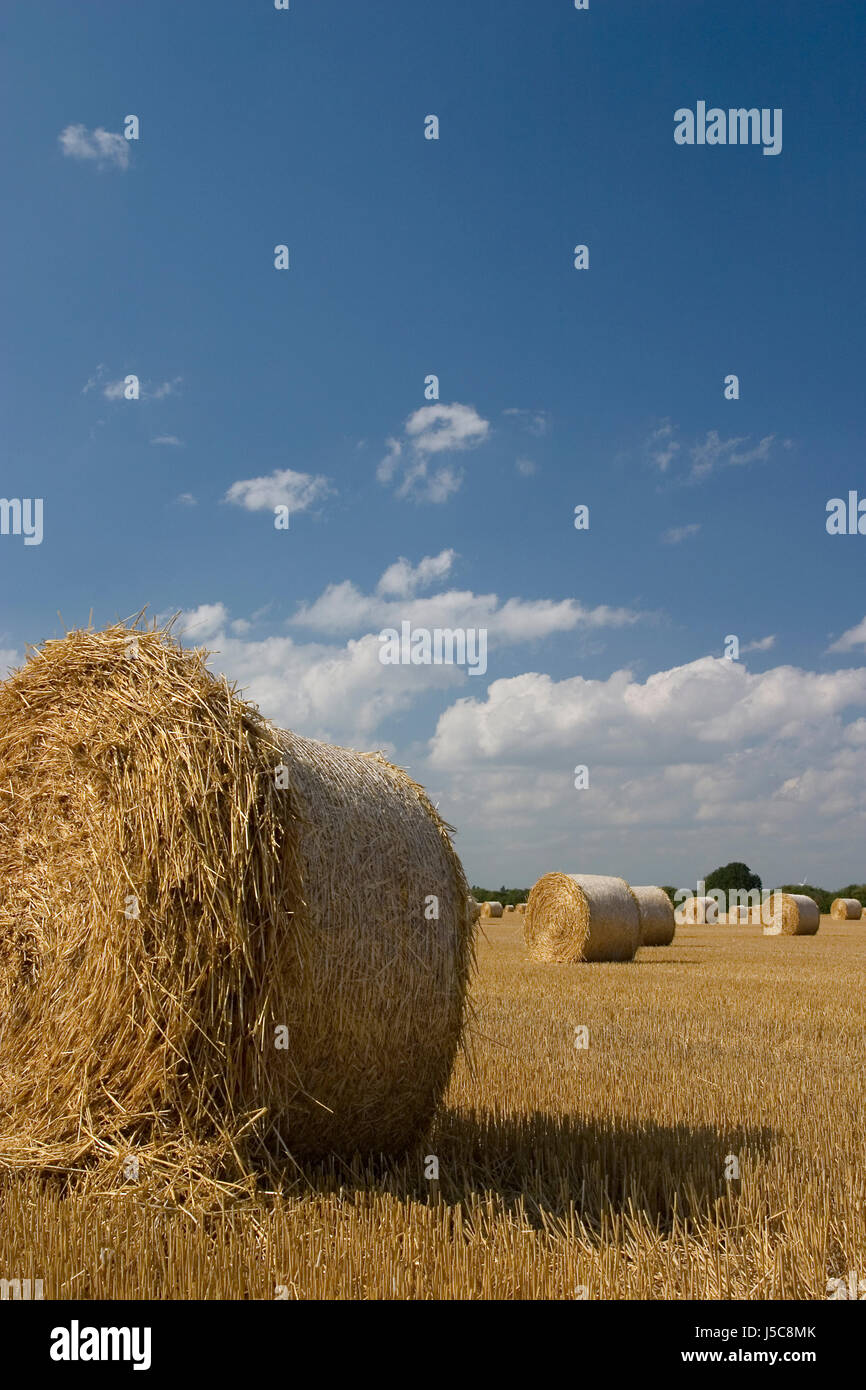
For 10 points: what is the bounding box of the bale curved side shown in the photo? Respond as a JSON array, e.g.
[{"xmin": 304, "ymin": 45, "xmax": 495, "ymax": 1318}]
[
  {"xmin": 632, "ymin": 885, "xmax": 676, "ymax": 946},
  {"xmin": 830, "ymin": 897, "xmax": 862, "ymax": 921},
  {"xmin": 524, "ymin": 873, "xmax": 640, "ymax": 963},
  {"xmin": 0, "ymin": 625, "xmax": 475, "ymax": 1173}
]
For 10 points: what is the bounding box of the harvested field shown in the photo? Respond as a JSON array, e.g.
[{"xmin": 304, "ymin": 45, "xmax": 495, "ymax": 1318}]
[{"xmin": 1, "ymin": 917, "xmax": 862, "ymax": 1299}]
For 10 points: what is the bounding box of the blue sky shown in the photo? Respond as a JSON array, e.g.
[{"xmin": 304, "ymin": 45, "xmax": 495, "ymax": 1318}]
[{"xmin": 2, "ymin": 0, "xmax": 865, "ymax": 888}]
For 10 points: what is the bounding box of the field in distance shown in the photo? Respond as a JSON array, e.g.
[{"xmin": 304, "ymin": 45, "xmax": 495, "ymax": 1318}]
[{"xmin": 1, "ymin": 917, "xmax": 863, "ymax": 1299}]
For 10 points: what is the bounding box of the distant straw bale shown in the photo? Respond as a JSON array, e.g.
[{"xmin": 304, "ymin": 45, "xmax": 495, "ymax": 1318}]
[
  {"xmin": 676, "ymin": 895, "xmax": 719, "ymax": 925},
  {"xmin": 480, "ymin": 901, "xmax": 504, "ymax": 918},
  {"xmin": 631, "ymin": 885, "xmax": 676, "ymax": 946},
  {"xmin": 830, "ymin": 897, "xmax": 862, "ymax": 921}
]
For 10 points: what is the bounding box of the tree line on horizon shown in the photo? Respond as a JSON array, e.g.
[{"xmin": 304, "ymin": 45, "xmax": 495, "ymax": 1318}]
[{"xmin": 473, "ymin": 863, "xmax": 866, "ymax": 914}]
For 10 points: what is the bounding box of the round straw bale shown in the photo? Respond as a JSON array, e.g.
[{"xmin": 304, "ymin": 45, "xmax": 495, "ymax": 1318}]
[
  {"xmin": 830, "ymin": 897, "xmax": 862, "ymax": 921},
  {"xmin": 720, "ymin": 904, "xmax": 749, "ymax": 924},
  {"xmin": 516, "ymin": 902, "xmax": 527, "ymax": 913},
  {"xmin": 504, "ymin": 903, "xmax": 516, "ymax": 914},
  {"xmin": 761, "ymin": 892, "xmax": 820, "ymax": 936},
  {"xmin": 676, "ymin": 895, "xmax": 719, "ymax": 925},
  {"xmin": 0, "ymin": 625, "xmax": 475, "ymax": 1173},
  {"xmin": 524, "ymin": 873, "xmax": 640, "ymax": 963},
  {"xmin": 480, "ymin": 900, "xmax": 503, "ymax": 918},
  {"xmin": 631, "ymin": 885, "xmax": 675, "ymax": 946}
]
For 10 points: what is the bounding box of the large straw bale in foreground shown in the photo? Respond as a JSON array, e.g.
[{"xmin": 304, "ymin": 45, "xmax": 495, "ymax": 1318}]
[
  {"xmin": 830, "ymin": 897, "xmax": 862, "ymax": 921},
  {"xmin": 0, "ymin": 626, "xmax": 475, "ymax": 1173},
  {"xmin": 524, "ymin": 873, "xmax": 640, "ymax": 963},
  {"xmin": 631, "ymin": 885, "xmax": 676, "ymax": 946},
  {"xmin": 761, "ymin": 892, "xmax": 820, "ymax": 936}
]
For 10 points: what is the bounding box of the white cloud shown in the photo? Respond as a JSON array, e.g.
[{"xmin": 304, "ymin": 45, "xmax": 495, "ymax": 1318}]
[
  {"xmin": 405, "ymin": 403, "xmax": 489, "ymax": 455},
  {"xmin": 83, "ymin": 367, "xmax": 182, "ymax": 401},
  {"xmin": 224, "ymin": 468, "xmax": 333, "ymax": 514},
  {"xmin": 828, "ymin": 616, "xmax": 866, "ymax": 653},
  {"xmin": 377, "ymin": 403, "xmax": 490, "ymax": 502},
  {"xmin": 175, "ymin": 493, "xmax": 197, "ymax": 506},
  {"xmin": 151, "ymin": 435, "xmax": 183, "ymax": 447},
  {"xmin": 59, "ymin": 124, "xmax": 130, "ymax": 170},
  {"xmin": 149, "ymin": 379, "xmax": 182, "ymax": 400},
  {"xmin": 690, "ymin": 430, "xmax": 775, "ymax": 480},
  {"xmin": 168, "ymin": 605, "xmax": 463, "ymax": 747},
  {"xmin": 647, "ymin": 421, "xmax": 776, "ymax": 482},
  {"xmin": 0, "ymin": 649, "xmax": 20, "ymax": 680},
  {"xmin": 503, "ymin": 408, "xmax": 550, "ymax": 437},
  {"xmin": 290, "ymin": 554, "xmax": 641, "ymax": 642},
  {"xmin": 158, "ymin": 592, "xmax": 866, "ymax": 886},
  {"xmin": 172, "ymin": 604, "xmax": 230, "ymax": 643},
  {"xmin": 648, "ymin": 420, "xmax": 680, "ymax": 473},
  {"xmin": 376, "ymin": 550, "xmax": 457, "ymax": 599},
  {"xmin": 663, "ymin": 522, "xmax": 701, "ymax": 545},
  {"xmin": 516, "ymin": 457, "xmax": 537, "ymax": 477},
  {"xmin": 743, "ymin": 635, "xmax": 776, "ymax": 653},
  {"xmin": 425, "ymin": 656, "xmax": 866, "ymax": 886}
]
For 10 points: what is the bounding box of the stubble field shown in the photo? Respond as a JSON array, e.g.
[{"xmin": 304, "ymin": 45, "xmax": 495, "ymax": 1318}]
[{"xmin": 1, "ymin": 916, "xmax": 863, "ymax": 1299}]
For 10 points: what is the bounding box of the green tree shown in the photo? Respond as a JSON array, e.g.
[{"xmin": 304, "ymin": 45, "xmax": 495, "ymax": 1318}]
[{"xmin": 704, "ymin": 862, "xmax": 762, "ymax": 896}]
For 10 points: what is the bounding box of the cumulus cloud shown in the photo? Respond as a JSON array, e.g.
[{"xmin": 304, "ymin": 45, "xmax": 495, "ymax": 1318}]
[
  {"xmin": 743, "ymin": 635, "xmax": 776, "ymax": 653},
  {"xmin": 151, "ymin": 435, "xmax": 183, "ymax": 447},
  {"xmin": 425, "ymin": 656, "xmax": 866, "ymax": 886},
  {"xmin": 172, "ymin": 603, "xmax": 230, "ymax": 643},
  {"xmin": 827, "ymin": 616, "xmax": 866, "ymax": 653},
  {"xmin": 376, "ymin": 550, "xmax": 457, "ymax": 598},
  {"xmin": 156, "ymin": 591, "xmax": 866, "ymax": 885},
  {"xmin": 224, "ymin": 468, "xmax": 333, "ymax": 514},
  {"xmin": 59, "ymin": 124, "xmax": 130, "ymax": 170},
  {"xmin": 377, "ymin": 403, "xmax": 490, "ymax": 502},
  {"xmin": 166, "ymin": 603, "xmax": 463, "ymax": 747},
  {"xmin": 290, "ymin": 553, "xmax": 641, "ymax": 642}
]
